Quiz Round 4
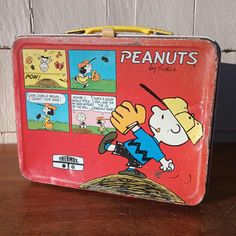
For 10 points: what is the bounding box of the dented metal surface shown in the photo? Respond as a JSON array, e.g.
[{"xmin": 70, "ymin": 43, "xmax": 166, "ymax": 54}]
[{"xmin": 13, "ymin": 32, "xmax": 220, "ymax": 205}]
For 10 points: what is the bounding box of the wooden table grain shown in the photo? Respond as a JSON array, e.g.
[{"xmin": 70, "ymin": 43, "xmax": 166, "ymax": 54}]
[{"xmin": 0, "ymin": 144, "xmax": 235, "ymax": 235}]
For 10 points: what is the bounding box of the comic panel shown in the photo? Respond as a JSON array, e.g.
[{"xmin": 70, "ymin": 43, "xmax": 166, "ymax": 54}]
[
  {"xmin": 69, "ymin": 50, "xmax": 116, "ymax": 93},
  {"xmin": 23, "ymin": 49, "xmax": 68, "ymax": 90},
  {"xmin": 26, "ymin": 92, "xmax": 69, "ymax": 132},
  {"xmin": 71, "ymin": 94, "xmax": 116, "ymax": 135}
]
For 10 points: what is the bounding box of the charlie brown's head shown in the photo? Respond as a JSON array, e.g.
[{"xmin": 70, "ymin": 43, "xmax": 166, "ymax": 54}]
[
  {"xmin": 149, "ymin": 97, "xmax": 203, "ymax": 146},
  {"xmin": 77, "ymin": 112, "xmax": 86, "ymax": 122},
  {"xmin": 149, "ymin": 106, "xmax": 188, "ymax": 146},
  {"xmin": 140, "ymin": 84, "xmax": 203, "ymax": 146}
]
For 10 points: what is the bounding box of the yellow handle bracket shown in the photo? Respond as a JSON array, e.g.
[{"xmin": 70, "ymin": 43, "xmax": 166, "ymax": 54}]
[{"xmin": 66, "ymin": 26, "xmax": 173, "ymax": 36}]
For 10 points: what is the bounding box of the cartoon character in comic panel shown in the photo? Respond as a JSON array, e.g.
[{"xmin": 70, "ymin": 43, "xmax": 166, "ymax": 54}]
[
  {"xmin": 76, "ymin": 112, "xmax": 87, "ymax": 129},
  {"xmin": 38, "ymin": 55, "xmax": 52, "ymax": 72},
  {"xmin": 74, "ymin": 58, "xmax": 100, "ymax": 88},
  {"xmin": 98, "ymin": 84, "xmax": 203, "ymax": 178},
  {"xmin": 36, "ymin": 103, "xmax": 56, "ymax": 130},
  {"xmin": 96, "ymin": 116, "xmax": 106, "ymax": 134},
  {"xmin": 23, "ymin": 49, "xmax": 68, "ymax": 90}
]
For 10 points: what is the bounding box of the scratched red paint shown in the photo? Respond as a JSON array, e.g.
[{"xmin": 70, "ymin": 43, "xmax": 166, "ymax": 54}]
[{"xmin": 13, "ymin": 35, "xmax": 220, "ymax": 205}]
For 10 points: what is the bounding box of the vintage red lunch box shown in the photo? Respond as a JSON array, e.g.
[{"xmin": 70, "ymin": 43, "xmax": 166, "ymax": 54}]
[{"xmin": 13, "ymin": 26, "xmax": 220, "ymax": 205}]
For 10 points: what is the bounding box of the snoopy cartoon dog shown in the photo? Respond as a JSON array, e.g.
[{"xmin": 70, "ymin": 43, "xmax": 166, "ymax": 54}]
[{"xmin": 98, "ymin": 84, "xmax": 203, "ymax": 178}]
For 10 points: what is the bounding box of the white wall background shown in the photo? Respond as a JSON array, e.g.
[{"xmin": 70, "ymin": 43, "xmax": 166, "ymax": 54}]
[{"xmin": 0, "ymin": 0, "xmax": 236, "ymax": 143}]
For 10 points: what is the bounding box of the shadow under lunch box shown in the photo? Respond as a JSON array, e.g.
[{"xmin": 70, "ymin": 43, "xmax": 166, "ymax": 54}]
[{"xmin": 13, "ymin": 26, "xmax": 220, "ymax": 205}]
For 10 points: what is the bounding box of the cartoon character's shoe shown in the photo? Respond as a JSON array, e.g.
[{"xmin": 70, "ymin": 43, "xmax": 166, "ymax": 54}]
[
  {"xmin": 118, "ymin": 169, "xmax": 146, "ymax": 178},
  {"xmin": 74, "ymin": 76, "xmax": 77, "ymax": 83},
  {"xmin": 98, "ymin": 132, "xmax": 117, "ymax": 154}
]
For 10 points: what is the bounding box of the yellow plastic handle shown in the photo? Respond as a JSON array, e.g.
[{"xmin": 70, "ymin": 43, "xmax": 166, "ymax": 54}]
[{"xmin": 66, "ymin": 26, "xmax": 173, "ymax": 36}]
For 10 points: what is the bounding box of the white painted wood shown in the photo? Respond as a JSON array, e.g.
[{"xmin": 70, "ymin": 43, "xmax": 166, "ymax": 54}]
[
  {"xmin": 107, "ymin": 0, "xmax": 136, "ymax": 25},
  {"xmin": 0, "ymin": 50, "xmax": 16, "ymax": 134},
  {"xmin": 32, "ymin": 0, "xmax": 107, "ymax": 34},
  {"xmin": 195, "ymin": 0, "xmax": 236, "ymax": 50},
  {"xmin": 0, "ymin": 132, "xmax": 17, "ymax": 144},
  {"xmin": 136, "ymin": 0, "xmax": 195, "ymax": 35},
  {"xmin": 0, "ymin": 0, "xmax": 31, "ymax": 47},
  {"xmin": 221, "ymin": 52, "xmax": 236, "ymax": 64}
]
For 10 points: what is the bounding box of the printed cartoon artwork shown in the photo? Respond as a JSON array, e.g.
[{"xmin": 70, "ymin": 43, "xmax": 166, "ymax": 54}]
[
  {"xmin": 23, "ymin": 49, "xmax": 68, "ymax": 90},
  {"xmin": 81, "ymin": 84, "xmax": 203, "ymax": 204},
  {"xmin": 98, "ymin": 84, "xmax": 203, "ymax": 178},
  {"xmin": 80, "ymin": 175, "xmax": 184, "ymax": 204},
  {"xmin": 73, "ymin": 58, "xmax": 97, "ymax": 88},
  {"xmin": 96, "ymin": 116, "xmax": 106, "ymax": 134},
  {"xmin": 76, "ymin": 112, "xmax": 87, "ymax": 129},
  {"xmin": 69, "ymin": 50, "xmax": 116, "ymax": 92},
  {"xmin": 36, "ymin": 103, "xmax": 56, "ymax": 130},
  {"xmin": 26, "ymin": 92, "xmax": 69, "ymax": 132},
  {"xmin": 71, "ymin": 95, "xmax": 116, "ymax": 135}
]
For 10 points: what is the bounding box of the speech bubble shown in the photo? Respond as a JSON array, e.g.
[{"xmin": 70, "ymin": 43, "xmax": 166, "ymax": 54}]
[
  {"xmin": 27, "ymin": 92, "xmax": 66, "ymax": 104},
  {"xmin": 72, "ymin": 95, "xmax": 116, "ymax": 113},
  {"xmin": 72, "ymin": 95, "xmax": 93, "ymax": 111},
  {"xmin": 92, "ymin": 96, "xmax": 116, "ymax": 113}
]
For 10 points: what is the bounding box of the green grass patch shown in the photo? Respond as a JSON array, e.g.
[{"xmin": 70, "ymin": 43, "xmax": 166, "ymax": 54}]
[
  {"xmin": 71, "ymin": 78, "xmax": 116, "ymax": 93},
  {"xmin": 28, "ymin": 119, "xmax": 69, "ymax": 132}
]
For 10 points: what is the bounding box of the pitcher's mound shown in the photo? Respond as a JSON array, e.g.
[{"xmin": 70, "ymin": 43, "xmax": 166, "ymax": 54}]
[
  {"xmin": 35, "ymin": 78, "xmax": 60, "ymax": 88},
  {"xmin": 73, "ymin": 128, "xmax": 92, "ymax": 134},
  {"xmin": 80, "ymin": 174, "xmax": 184, "ymax": 204}
]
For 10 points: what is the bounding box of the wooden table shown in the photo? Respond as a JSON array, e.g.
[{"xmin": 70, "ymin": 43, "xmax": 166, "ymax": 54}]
[{"xmin": 0, "ymin": 144, "xmax": 235, "ymax": 235}]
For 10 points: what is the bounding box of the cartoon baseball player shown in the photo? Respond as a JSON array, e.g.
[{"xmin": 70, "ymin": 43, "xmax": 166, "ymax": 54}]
[
  {"xmin": 77, "ymin": 112, "xmax": 87, "ymax": 129},
  {"xmin": 96, "ymin": 116, "xmax": 106, "ymax": 134},
  {"xmin": 98, "ymin": 84, "xmax": 203, "ymax": 178},
  {"xmin": 36, "ymin": 103, "xmax": 56, "ymax": 130},
  {"xmin": 74, "ymin": 58, "xmax": 96, "ymax": 88}
]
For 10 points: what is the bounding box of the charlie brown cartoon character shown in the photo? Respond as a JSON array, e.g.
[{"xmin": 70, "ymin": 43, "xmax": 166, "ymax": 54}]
[
  {"xmin": 77, "ymin": 112, "xmax": 87, "ymax": 129},
  {"xmin": 98, "ymin": 84, "xmax": 203, "ymax": 178},
  {"xmin": 74, "ymin": 58, "xmax": 96, "ymax": 88}
]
